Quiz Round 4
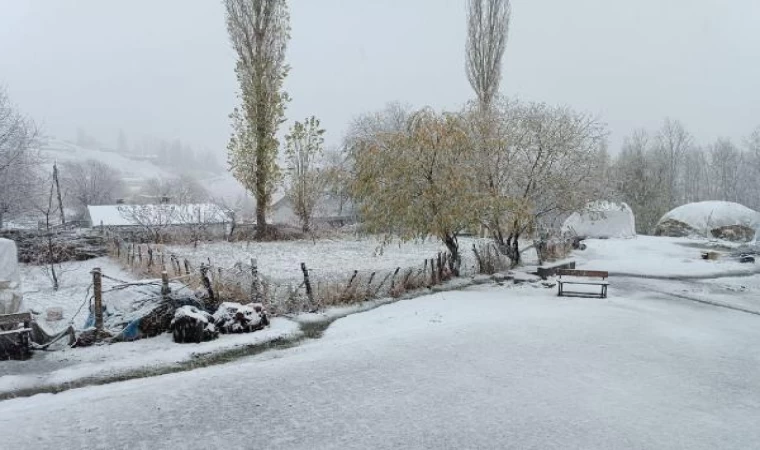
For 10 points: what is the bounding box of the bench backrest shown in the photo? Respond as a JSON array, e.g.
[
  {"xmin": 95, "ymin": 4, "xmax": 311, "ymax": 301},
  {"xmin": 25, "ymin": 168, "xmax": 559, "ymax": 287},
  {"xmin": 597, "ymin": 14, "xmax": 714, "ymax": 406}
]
[
  {"xmin": 557, "ymin": 269, "xmax": 608, "ymax": 279},
  {"xmin": 0, "ymin": 312, "xmax": 32, "ymax": 327}
]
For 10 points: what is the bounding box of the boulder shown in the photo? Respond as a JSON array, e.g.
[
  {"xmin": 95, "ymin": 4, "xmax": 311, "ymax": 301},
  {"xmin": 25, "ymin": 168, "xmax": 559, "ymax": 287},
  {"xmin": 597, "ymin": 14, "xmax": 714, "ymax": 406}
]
[
  {"xmin": 170, "ymin": 305, "xmax": 219, "ymax": 343},
  {"xmin": 654, "ymin": 219, "xmax": 697, "ymax": 238},
  {"xmin": 710, "ymin": 225, "xmax": 755, "ymax": 242}
]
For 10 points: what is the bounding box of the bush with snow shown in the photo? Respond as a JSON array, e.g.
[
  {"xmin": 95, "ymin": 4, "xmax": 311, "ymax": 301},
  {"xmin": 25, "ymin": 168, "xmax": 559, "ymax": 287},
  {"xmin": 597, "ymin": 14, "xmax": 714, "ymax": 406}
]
[{"xmin": 212, "ymin": 302, "xmax": 269, "ymax": 334}]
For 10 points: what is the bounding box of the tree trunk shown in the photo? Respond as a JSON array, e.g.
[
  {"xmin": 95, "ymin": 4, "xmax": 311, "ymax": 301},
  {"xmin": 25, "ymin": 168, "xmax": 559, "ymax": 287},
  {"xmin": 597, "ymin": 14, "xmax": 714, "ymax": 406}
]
[
  {"xmin": 53, "ymin": 163, "xmax": 65, "ymax": 225},
  {"xmin": 442, "ymin": 235, "xmax": 460, "ymax": 277}
]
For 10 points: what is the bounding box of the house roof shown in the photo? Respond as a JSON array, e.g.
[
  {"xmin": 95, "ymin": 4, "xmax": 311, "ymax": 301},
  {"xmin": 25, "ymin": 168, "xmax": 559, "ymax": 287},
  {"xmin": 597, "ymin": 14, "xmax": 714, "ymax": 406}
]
[{"xmin": 87, "ymin": 203, "xmax": 229, "ymax": 227}]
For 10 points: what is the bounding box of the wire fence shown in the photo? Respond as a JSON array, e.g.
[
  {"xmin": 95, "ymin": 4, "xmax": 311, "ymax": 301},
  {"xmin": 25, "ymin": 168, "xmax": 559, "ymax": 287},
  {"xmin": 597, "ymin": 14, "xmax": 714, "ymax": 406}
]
[{"xmin": 108, "ymin": 239, "xmax": 486, "ymax": 316}]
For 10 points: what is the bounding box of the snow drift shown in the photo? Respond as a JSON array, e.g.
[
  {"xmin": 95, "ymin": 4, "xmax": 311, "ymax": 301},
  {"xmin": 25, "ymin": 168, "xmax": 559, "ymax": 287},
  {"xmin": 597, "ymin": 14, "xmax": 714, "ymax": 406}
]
[
  {"xmin": 0, "ymin": 238, "xmax": 23, "ymax": 315},
  {"xmin": 655, "ymin": 201, "xmax": 760, "ymax": 239},
  {"xmin": 561, "ymin": 201, "xmax": 636, "ymax": 238}
]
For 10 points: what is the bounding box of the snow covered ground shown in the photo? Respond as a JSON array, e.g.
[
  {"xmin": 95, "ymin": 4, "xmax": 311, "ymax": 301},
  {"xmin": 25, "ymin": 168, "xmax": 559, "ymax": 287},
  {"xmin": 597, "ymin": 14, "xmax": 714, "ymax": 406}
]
[
  {"xmin": 2, "ymin": 235, "xmax": 759, "ymax": 448},
  {"xmin": 1, "ymin": 282, "xmax": 759, "ymax": 449},
  {"xmin": 0, "ymin": 318, "xmax": 300, "ymax": 397},
  {"xmin": 574, "ymin": 235, "xmax": 755, "ymax": 278},
  {"xmin": 167, "ymin": 237, "xmax": 462, "ymax": 282}
]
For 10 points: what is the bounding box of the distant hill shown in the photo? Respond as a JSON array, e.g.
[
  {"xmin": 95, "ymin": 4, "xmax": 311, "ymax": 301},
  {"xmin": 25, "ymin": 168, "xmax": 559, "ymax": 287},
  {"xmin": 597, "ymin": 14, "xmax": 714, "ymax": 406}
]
[{"xmin": 39, "ymin": 138, "xmax": 247, "ymax": 202}]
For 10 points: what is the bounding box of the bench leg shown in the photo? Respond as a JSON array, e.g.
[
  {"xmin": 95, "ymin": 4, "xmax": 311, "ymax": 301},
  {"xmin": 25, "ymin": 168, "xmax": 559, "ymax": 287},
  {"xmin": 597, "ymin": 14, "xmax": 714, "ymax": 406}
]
[{"xmin": 558, "ymin": 282, "xmax": 563, "ymax": 297}]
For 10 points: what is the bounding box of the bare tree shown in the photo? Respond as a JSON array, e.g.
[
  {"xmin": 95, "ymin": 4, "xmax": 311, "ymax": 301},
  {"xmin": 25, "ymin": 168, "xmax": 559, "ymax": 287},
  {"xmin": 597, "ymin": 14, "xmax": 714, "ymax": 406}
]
[
  {"xmin": 466, "ymin": 0, "xmax": 511, "ymax": 111},
  {"xmin": 469, "ymin": 99, "xmax": 608, "ymax": 264},
  {"xmin": 653, "ymin": 118, "xmax": 692, "ymax": 208},
  {"xmin": 0, "ymin": 87, "xmax": 39, "ymax": 228},
  {"xmin": 60, "ymin": 159, "xmax": 124, "ymax": 218},
  {"xmin": 323, "ymin": 148, "xmax": 353, "ymax": 218},
  {"xmin": 284, "ymin": 116, "xmax": 326, "ymax": 233},
  {"xmin": 117, "ymin": 204, "xmax": 179, "ymax": 243},
  {"xmin": 224, "ymin": 0, "xmax": 291, "ymax": 238},
  {"xmin": 30, "ymin": 174, "xmax": 62, "ymax": 290},
  {"xmin": 707, "ymin": 138, "xmax": 744, "ymax": 203}
]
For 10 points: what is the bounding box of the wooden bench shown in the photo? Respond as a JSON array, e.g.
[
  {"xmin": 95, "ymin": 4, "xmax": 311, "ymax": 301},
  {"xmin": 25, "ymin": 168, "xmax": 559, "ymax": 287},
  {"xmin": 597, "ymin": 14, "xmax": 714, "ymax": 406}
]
[
  {"xmin": 556, "ymin": 269, "xmax": 609, "ymax": 299},
  {"xmin": 0, "ymin": 312, "xmax": 33, "ymax": 360}
]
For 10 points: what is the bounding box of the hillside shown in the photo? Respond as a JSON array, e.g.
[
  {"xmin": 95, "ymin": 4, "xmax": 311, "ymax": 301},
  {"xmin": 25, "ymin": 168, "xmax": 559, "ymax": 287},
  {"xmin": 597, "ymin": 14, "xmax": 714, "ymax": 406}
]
[{"xmin": 39, "ymin": 138, "xmax": 247, "ymax": 202}]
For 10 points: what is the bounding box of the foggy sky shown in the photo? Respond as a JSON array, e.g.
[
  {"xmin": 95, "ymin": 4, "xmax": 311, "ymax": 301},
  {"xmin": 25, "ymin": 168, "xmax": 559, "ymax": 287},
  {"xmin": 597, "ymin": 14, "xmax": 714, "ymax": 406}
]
[{"xmin": 1, "ymin": 0, "xmax": 758, "ymax": 154}]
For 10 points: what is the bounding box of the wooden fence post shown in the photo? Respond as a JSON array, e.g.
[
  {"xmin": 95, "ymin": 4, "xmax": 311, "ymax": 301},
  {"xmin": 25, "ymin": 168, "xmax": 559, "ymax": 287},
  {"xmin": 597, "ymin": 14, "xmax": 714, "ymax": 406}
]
[
  {"xmin": 161, "ymin": 271, "xmax": 170, "ymax": 298},
  {"xmin": 184, "ymin": 259, "xmax": 190, "ymax": 275},
  {"xmin": 438, "ymin": 252, "xmax": 444, "ymax": 283},
  {"xmin": 389, "ymin": 267, "xmax": 401, "ymax": 291},
  {"xmin": 91, "ymin": 267, "xmax": 103, "ymax": 332},
  {"xmin": 402, "ymin": 268, "xmax": 413, "ymax": 290},
  {"xmin": 343, "ymin": 270, "xmax": 358, "ymax": 301},
  {"xmin": 250, "ymin": 258, "xmax": 260, "ymax": 303},
  {"xmin": 429, "ymin": 258, "xmax": 435, "ymax": 286},
  {"xmin": 301, "ymin": 262, "xmax": 314, "ymax": 309},
  {"xmin": 365, "ymin": 271, "xmax": 376, "ymax": 299},
  {"xmin": 200, "ymin": 264, "xmax": 215, "ymax": 307}
]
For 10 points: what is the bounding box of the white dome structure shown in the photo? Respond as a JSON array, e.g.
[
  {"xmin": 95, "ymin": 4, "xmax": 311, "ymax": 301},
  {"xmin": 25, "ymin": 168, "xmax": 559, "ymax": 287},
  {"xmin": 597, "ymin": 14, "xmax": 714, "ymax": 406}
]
[
  {"xmin": 562, "ymin": 201, "xmax": 636, "ymax": 238},
  {"xmin": 655, "ymin": 201, "xmax": 760, "ymax": 238}
]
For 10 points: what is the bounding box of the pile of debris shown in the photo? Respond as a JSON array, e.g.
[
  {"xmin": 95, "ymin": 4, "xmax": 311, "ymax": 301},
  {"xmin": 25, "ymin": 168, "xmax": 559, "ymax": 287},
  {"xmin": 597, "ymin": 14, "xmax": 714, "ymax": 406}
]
[
  {"xmin": 169, "ymin": 301, "xmax": 269, "ymax": 344},
  {"xmin": 0, "ymin": 229, "xmax": 108, "ymax": 263}
]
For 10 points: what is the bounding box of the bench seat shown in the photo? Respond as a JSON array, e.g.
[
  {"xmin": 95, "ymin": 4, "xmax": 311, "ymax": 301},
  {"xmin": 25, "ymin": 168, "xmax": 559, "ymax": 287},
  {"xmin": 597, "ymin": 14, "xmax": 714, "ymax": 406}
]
[{"xmin": 556, "ymin": 269, "xmax": 609, "ymax": 298}]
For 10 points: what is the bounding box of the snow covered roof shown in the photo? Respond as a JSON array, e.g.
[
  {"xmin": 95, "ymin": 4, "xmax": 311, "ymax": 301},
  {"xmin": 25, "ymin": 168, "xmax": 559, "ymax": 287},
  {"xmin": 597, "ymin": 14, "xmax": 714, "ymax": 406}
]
[
  {"xmin": 88, "ymin": 203, "xmax": 229, "ymax": 227},
  {"xmin": 657, "ymin": 201, "xmax": 760, "ymax": 233},
  {"xmin": 562, "ymin": 201, "xmax": 636, "ymax": 238}
]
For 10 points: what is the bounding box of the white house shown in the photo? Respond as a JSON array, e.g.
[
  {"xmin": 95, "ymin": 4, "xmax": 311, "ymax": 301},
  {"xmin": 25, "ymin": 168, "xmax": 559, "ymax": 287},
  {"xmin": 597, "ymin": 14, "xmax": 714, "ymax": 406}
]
[{"xmin": 87, "ymin": 203, "xmax": 230, "ymax": 231}]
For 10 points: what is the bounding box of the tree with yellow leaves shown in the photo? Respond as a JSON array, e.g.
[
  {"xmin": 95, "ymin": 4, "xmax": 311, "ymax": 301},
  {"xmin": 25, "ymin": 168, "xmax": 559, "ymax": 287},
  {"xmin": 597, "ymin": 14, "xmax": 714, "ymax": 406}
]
[{"xmin": 351, "ymin": 108, "xmax": 476, "ymax": 275}]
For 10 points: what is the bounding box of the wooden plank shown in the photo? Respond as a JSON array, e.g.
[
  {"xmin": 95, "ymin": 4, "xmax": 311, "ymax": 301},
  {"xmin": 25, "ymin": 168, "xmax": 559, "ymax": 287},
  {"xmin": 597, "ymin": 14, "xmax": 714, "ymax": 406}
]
[
  {"xmin": 0, "ymin": 312, "xmax": 32, "ymax": 326},
  {"xmin": 557, "ymin": 269, "xmax": 608, "ymax": 279},
  {"xmin": 537, "ymin": 260, "xmax": 576, "ymax": 280},
  {"xmin": 0, "ymin": 327, "xmax": 32, "ymax": 337},
  {"xmin": 558, "ymin": 280, "xmax": 609, "ymax": 286}
]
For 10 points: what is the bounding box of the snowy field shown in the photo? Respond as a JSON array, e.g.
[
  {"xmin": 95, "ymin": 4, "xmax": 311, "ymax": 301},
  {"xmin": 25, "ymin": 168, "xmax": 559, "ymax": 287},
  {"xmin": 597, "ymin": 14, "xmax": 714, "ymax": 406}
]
[
  {"xmin": 167, "ymin": 237, "xmax": 460, "ymax": 282},
  {"xmin": 574, "ymin": 235, "xmax": 754, "ymax": 278},
  {"xmin": 1, "ymin": 282, "xmax": 759, "ymax": 449}
]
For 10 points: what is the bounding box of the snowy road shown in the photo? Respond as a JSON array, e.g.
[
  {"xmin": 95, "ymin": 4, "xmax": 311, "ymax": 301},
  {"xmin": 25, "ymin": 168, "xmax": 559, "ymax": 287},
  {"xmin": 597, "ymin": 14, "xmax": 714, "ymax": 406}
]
[{"xmin": 1, "ymin": 283, "xmax": 760, "ymax": 449}]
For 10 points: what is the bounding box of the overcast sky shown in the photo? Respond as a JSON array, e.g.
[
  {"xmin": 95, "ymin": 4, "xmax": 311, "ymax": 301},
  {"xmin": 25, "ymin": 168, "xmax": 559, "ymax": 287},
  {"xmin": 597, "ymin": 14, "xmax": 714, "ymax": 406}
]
[{"xmin": 1, "ymin": 0, "xmax": 758, "ymax": 154}]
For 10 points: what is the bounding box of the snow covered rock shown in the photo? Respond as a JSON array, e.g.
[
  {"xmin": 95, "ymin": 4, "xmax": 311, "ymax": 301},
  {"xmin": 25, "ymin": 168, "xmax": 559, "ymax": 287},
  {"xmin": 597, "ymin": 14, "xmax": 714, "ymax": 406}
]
[
  {"xmin": 212, "ymin": 302, "xmax": 269, "ymax": 334},
  {"xmin": 655, "ymin": 201, "xmax": 760, "ymax": 240},
  {"xmin": 710, "ymin": 224, "xmax": 756, "ymax": 242},
  {"xmin": 0, "ymin": 238, "xmax": 23, "ymax": 315},
  {"xmin": 170, "ymin": 305, "xmax": 219, "ymax": 344},
  {"xmin": 561, "ymin": 201, "xmax": 636, "ymax": 239}
]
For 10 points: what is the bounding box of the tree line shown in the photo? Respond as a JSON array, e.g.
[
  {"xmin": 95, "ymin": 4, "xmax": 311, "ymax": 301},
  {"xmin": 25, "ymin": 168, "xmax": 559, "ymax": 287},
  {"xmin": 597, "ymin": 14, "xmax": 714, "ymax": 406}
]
[{"xmin": 614, "ymin": 120, "xmax": 760, "ymax": 233}]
